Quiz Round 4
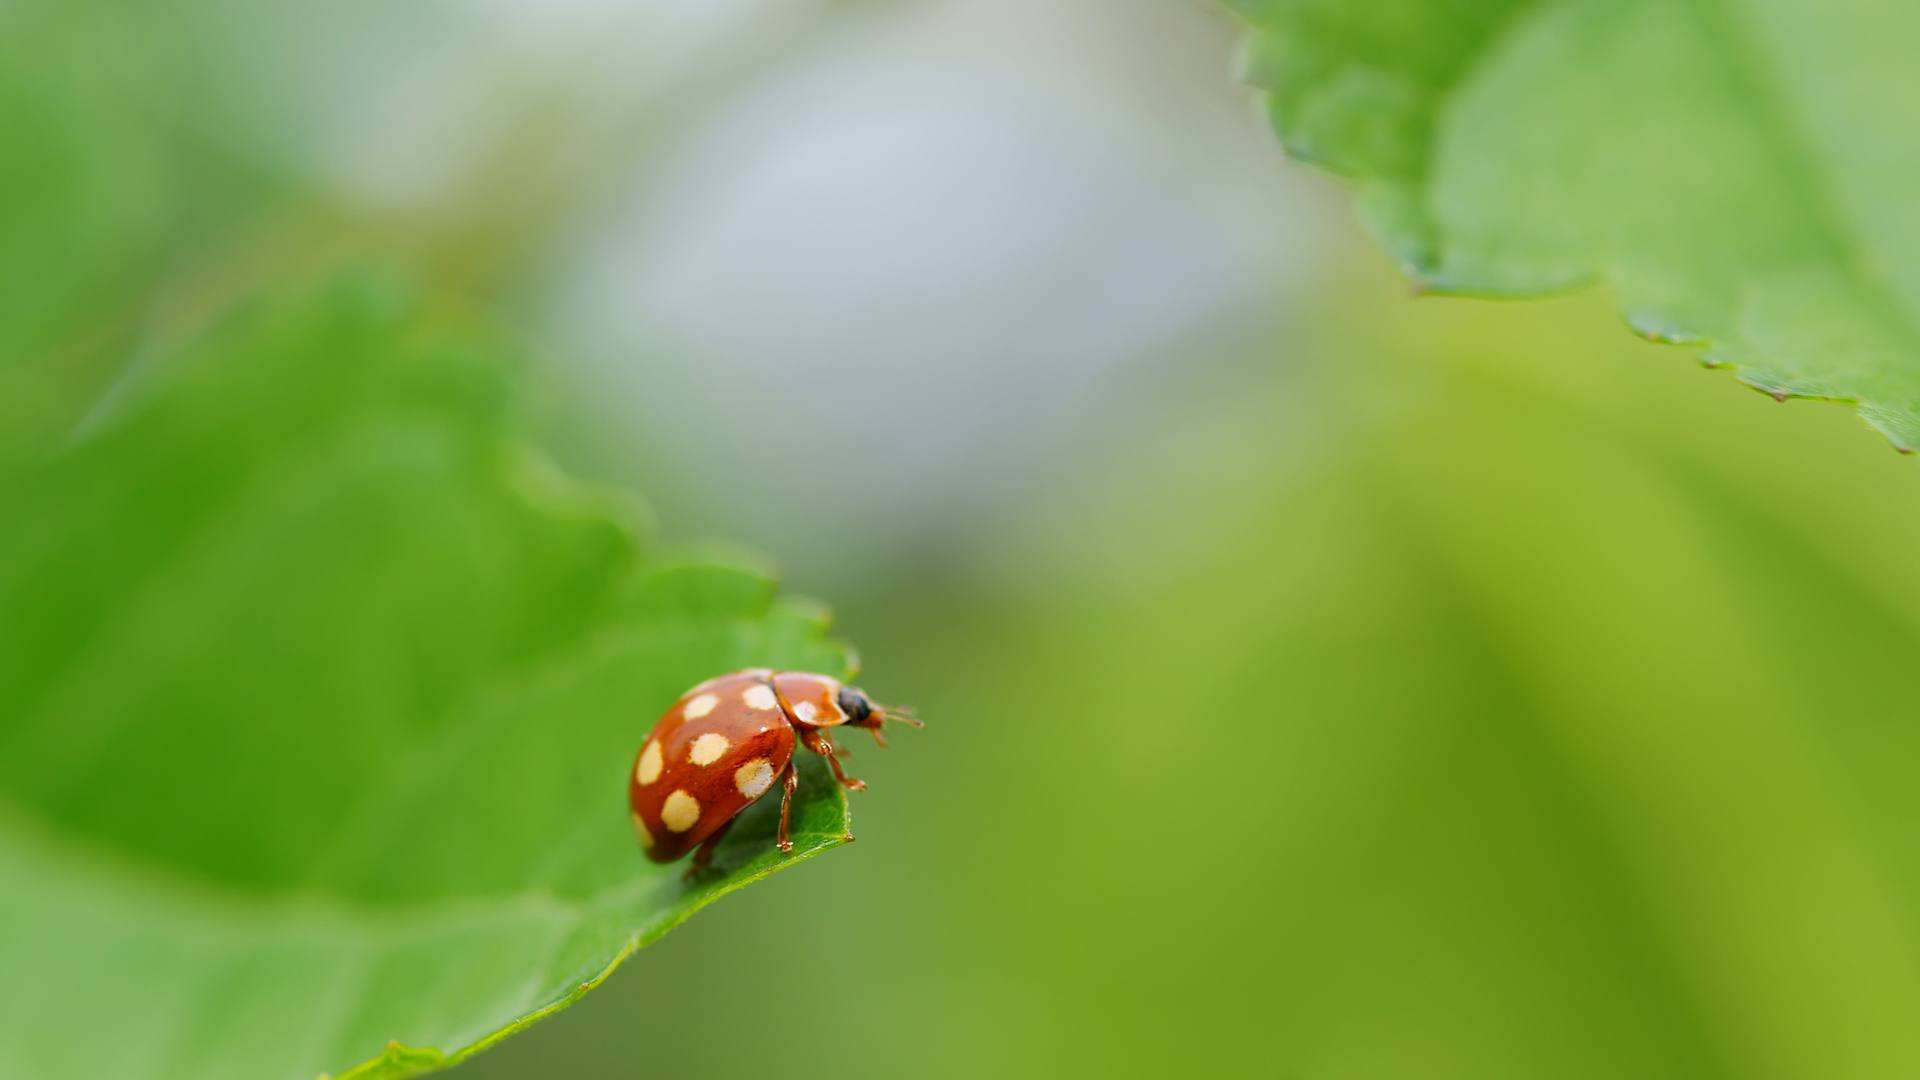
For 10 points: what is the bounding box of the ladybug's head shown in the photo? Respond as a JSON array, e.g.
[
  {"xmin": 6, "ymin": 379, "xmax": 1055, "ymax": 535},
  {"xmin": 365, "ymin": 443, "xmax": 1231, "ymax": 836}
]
[
  {"xmin": 835, "ymin": 686, "xmax": 874, "ymax": 724},
  {"xmin": 835, "ymin": 684, "xmax": 922, "ymax": 747}
]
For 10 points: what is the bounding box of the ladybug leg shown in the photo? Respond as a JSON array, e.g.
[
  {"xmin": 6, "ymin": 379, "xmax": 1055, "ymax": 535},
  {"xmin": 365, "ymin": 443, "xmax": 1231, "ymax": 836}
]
[
  {"xmin": 777, "ymin": 760, "xmax": 799, "ymax": 852},
  {"xmin": 685, "ymin": 818, "xmax": 734, "ymax": 880},
  {"xmin": 823, "ymin": 748, "xmax": 867, "ymax": 791},
  {"xmin": 803, "ymin": 728, "xmax": 867, "ymax": 791}
]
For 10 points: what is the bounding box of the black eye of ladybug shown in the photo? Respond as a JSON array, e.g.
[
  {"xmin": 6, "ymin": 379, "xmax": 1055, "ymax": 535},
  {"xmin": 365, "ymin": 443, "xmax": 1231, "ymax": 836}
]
[{"xmin": 837, "ymin": 686, "xmax": 873, "ymax": 724}]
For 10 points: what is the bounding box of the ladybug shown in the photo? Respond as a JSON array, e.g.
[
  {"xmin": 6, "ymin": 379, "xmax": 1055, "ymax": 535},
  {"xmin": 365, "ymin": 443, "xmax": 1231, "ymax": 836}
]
[{"xmin": 629, "ymin": 668, "xmax": 917, "ymax": 875}]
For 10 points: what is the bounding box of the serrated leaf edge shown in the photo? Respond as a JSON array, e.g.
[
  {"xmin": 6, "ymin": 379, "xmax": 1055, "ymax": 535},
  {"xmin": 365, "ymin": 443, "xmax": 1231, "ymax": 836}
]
[{"xmin": 1225, "ymin": 6, "xmax": 1920, "ymax": 455}]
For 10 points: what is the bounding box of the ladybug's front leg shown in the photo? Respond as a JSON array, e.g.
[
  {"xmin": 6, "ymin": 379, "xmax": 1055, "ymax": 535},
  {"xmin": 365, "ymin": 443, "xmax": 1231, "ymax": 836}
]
[
  {"xmin": 776, "ymin": 760, "xmax": 798, "ymax": 852},
  {"xmin": 801, "ymin": 727, "xmax": 866, "ymax": 791}
]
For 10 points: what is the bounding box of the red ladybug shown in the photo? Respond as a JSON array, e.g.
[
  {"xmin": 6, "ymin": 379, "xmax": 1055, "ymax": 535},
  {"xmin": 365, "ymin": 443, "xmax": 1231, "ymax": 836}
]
[{"xmin": 629, "ymin": 668, "xmax": 917, "ymax": 874}]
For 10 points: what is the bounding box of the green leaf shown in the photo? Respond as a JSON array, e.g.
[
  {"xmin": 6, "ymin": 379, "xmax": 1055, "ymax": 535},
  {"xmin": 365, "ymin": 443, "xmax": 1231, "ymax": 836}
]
[
  {"xmin": 0, "ymin": 276, "xmax": 856, "ymax": 1080},
  {"xmin": 1231, "ymin": 0, "xmax": 1920, "ymax": 449}
]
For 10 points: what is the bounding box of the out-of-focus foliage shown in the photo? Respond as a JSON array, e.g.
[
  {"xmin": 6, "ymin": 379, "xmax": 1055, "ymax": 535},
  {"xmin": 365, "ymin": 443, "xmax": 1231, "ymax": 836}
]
[
  {"xmin": 0, "ymin": 3, "xmax": 855, "ymax": 1078},
  {"xmin": 1232, "ymin": 0, "xmax": 1920, "ymax": 450},
  {"xmin": 0, "ymin": 0, "xmax": 199, "ymax": 458},
  {"xmin": 465, "ymin": 268, "xmax": 1920, "ymax": 1080}
]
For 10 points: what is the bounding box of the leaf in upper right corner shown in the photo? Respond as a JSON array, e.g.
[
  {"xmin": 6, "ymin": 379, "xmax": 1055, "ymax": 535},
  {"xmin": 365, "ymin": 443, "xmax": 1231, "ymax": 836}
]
[{"xmin": 1230, "ymin": 0, "xmax": 1920, "ymax": 449}]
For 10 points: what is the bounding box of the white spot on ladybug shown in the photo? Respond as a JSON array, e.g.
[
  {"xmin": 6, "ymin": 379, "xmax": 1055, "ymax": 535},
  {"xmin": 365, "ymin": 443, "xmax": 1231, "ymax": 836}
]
[
  {"xmin": 689, "ymin": 733, "xmax": 731, "ymax": 766},
  {"xmin": 631, "ymin": 811, "xmax": 653, "ymax": 848},
  {"xmin": 735, "ymin": 758, "xmax": 774, "ymax": 798},
  {"xmin": 742, "ymin": 684, "xmax": 777, "ymax": 711},
  {"xmin": 635, "ymin": 741, "xmax": 663, "ymax": 785},
  {"xmin": 793, "ymin": 701, "xmax": 818, "ymax": 724},
  {"xmin": 661, "ymin": 790, "xmax": 701, "ymax": 832},
  {"xmin": 683, "ymin": 693, "xmax": 720, "ymax": 719}
]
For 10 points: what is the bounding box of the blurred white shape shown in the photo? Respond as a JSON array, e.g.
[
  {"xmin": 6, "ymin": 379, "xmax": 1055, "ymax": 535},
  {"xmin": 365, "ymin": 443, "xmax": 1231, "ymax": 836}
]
[
  {"xmin": 200, "ymin": 0, "xmax": 1327, "ymax": 586},
  {"xmin": 562, "ymin": 52, "xmax": 1271, "ymax": 580}
]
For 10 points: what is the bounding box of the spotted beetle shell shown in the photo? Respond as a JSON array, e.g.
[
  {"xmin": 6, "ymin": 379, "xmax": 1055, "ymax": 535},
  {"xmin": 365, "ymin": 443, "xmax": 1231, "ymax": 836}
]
[{"xmin": 630, "ymin": 669, "xmax": 798, "ymax": 863}]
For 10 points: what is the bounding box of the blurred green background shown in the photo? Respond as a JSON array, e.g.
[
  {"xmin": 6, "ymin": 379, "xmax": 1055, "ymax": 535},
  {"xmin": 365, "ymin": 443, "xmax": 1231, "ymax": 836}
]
[
  {"xmin": 471, "ymin": 280, "xmax": 1920, "ymax": 1079},
  {"xmin": 15, "ymin": 0, "xmax": 1920, "ymax": 1077}
]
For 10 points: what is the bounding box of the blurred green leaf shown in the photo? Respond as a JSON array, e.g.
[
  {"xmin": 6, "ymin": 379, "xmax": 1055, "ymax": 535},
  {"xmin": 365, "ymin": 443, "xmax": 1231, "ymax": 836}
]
[
  {"xmin": 735, "ymin": 281, "xmax": 1920, "ymax": 1080},
  {"xmin": 1231, "ymin": 0, "xmax": 1920, "ymax": 448},
  {"xmin": 0, "ymin": 277, "xmax": 855, "ymax": 1080}
]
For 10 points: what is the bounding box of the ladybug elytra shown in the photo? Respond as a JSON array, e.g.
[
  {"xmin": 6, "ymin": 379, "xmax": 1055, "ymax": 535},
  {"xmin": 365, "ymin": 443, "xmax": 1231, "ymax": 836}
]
[{"xmin": 629, "ymin": 668, "xmax": 917, "ymax": 874}]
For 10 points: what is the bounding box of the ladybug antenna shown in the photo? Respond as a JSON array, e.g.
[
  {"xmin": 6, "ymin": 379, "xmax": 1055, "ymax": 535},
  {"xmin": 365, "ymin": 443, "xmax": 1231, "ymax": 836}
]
[{"xmin": 877, "ymin": 702, "xmax": 922, "ymax": 727}]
